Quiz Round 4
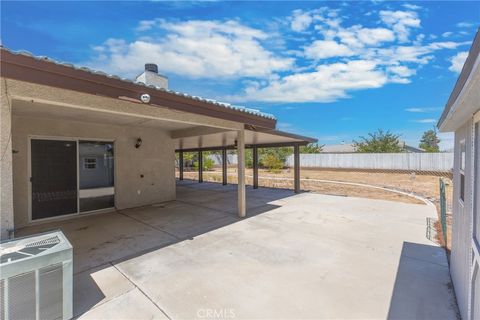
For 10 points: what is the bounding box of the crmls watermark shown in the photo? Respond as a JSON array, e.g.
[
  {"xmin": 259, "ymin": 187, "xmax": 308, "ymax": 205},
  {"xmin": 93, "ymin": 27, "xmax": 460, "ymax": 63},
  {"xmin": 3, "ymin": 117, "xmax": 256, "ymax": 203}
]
[{"xmin": 196, "ymin": 308, "xmax": 236, "ymax": 319}]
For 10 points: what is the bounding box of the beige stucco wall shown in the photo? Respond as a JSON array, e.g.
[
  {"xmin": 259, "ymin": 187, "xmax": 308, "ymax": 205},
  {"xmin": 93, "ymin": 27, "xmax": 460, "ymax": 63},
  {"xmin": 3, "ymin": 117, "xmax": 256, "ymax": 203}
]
[
  {"xmin": 1, "ymin": 80, "xmax": 14, "ymax": 239},
  {"xmin": 12, "ymin": 115, "xmax": 176, "ymax": 228},
  {"xmin": 5, "ymin": 78, "xmax": 243, "ymax": 131}
]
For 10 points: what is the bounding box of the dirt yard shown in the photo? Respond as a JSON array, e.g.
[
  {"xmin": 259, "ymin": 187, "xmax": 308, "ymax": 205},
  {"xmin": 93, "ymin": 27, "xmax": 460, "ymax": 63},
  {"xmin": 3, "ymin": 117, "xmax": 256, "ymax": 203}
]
[{"xmin": 177, "ymin": 167, "xmax": 453, "ymax": 249}]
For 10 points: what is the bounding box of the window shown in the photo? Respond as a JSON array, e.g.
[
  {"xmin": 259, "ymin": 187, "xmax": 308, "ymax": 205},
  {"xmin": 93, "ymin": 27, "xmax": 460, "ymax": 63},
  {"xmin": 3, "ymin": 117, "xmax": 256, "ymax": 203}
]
[
  {"xmin": 460, "ymin": 140, "xmax": 466, "ymax": 202},
  {"xmin": 84, "ymin": 158, "xmax": 97, "ymax": 170}
]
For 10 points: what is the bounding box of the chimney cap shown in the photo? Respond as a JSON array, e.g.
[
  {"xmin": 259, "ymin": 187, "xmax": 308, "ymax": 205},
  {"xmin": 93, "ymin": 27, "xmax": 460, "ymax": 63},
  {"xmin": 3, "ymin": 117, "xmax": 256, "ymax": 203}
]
[{"xmin": 145, "ymin": 63, "xmax": 158, "ymax": 74}]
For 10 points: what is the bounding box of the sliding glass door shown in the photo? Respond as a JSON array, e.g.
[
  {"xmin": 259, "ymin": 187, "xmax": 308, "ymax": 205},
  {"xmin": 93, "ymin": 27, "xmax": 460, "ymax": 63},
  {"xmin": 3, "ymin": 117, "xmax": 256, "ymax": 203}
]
[
  {"xmin": 30, "ymin": 138, "xmax": 115, "ymax": 221},
  {"xmin": 79, "ymin": 141, "xmax": 115, "ymax": 212}
]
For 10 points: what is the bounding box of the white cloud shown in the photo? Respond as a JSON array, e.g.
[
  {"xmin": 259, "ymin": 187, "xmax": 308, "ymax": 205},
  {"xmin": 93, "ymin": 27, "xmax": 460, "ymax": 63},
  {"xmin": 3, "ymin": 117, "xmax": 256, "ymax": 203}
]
[
  {"xmin": 405, "ymin": 107, "xmax": 440, "ymax": 113},
  {"xmin": 304, "ymin": 40, "xmax": 354, "ymax": 59},
  {"xmin": 87, "ymin": 19, "xmax": 293, "ymax": 79},
  {"xmin": 402, "ymin": 4, "xmax": 421, "ymax": 10},
  {"xmin": 290, "ymin": 9, "xmax": 314, "ymax": 32},
  {"xmin": 136, "ymin": 20, "xmax": 157, "ymax": 32},
  {"xmin": 449, "ymin": 51, "xmax": 468, "ymax": 73},
  {"xmin": 388, "ymin": 65, "xmax": 416, "ymax": 79},
  {"xmin": 228, "ymin": 60, "xmax": 388, "ymax": 103},
  {"xmin": 379, "ymin": 10, "xmax": 420, "ymax": 42},
  {"xmin": 442, "ymin": 31, "xmax": 453, "ymax": 38},
  {"xmin": 456, "ymin": 22, "xmax": 474, "ymax": 28},
  {"xmin": 411, "ymin": 119, "xmax": 437, "ymax": 123},
  {"xmin": 334, "ymin": 26, "xmax": 396, "ymax": 48},
  {"xmin": 355, "ymin": 27, "xmax": 396, "ymax": 45},
  {"xmin": 224, "ymin": 7, "xmax": 468, "ymax": 103},
  {"xmin": 87, "ymin": 6, "xmax": 470, "ymax": 104}
]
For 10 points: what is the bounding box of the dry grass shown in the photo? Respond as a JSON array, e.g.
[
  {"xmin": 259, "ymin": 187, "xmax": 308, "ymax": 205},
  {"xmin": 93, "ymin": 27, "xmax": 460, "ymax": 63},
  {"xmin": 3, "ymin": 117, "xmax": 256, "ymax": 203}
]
[{"xmin": 177, "ymin": 167, "xmax": 453, "ymax": 249}]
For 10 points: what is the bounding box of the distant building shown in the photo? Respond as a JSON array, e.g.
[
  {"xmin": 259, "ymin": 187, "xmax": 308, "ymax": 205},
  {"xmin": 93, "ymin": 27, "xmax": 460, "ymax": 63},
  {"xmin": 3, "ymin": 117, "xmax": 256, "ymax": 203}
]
[{"xmin": 320, "ymin": 143, "xmax": 357, "ymax": 153}]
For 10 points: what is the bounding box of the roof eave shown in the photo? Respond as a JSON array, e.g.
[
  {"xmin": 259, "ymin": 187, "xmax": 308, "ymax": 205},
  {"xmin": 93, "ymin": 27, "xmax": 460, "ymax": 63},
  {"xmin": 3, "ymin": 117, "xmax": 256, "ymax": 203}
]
[
  {"xmin": 0, "ymin": 48, "xmax": 277, "ymax": 129},
  {"xmin": 438, "ymin": 28, "xmax": 480, "ymax": 131}
]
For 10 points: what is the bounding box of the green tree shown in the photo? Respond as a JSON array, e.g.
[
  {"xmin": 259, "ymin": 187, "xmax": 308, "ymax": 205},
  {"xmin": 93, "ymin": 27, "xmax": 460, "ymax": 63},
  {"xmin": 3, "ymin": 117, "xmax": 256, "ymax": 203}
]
[
  {"xmin": 193, "ymin": 158, "xmax": 214, "ymax": 171},
  {"xmin": 300, "ymin": 143, "xmax": 323, "ymax": 153},
  {"xmin": 419, "ymin": 129, "xmax": 441, "ymax": 152},
  {"xmin": 353, "ymin": 129, "xmax": 404, "ymax": 153}
]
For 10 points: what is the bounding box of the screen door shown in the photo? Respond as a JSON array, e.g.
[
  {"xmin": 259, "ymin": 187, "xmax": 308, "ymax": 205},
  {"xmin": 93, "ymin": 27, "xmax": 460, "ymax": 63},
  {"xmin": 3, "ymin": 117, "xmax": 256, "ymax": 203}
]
[{"xmin": 31, "ymin": 139, "xmax": 78, "ymax": 220}]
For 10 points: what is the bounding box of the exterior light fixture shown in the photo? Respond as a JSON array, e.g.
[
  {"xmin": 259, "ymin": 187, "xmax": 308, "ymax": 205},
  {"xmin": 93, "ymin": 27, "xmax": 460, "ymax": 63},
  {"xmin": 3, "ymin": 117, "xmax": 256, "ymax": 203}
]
[
  {"xmin": 140, "ymin": 93, "xmax": 151, "ymax": 103},
  {"xmin": 135, "ymin": 138, "xmax": 142, "ymax": 149}
]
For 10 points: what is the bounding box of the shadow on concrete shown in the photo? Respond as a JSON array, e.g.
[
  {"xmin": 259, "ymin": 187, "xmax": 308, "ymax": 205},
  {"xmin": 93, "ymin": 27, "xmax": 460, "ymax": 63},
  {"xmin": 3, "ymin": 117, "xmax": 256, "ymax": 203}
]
[
  {"xmin": 17, "ymin": 180, "xmax": 301, "ymax": 317},
  {"xmin": 387, "ymin": 242, "xmax": 460, "ymax": 320}
]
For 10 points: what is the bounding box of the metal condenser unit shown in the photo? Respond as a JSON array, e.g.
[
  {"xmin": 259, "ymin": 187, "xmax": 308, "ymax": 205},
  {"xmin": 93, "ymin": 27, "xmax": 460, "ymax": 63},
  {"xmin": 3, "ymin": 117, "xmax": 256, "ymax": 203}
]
[{"xmin": 0, "ymin": 231, "xmax": 73, "ymax": 320}]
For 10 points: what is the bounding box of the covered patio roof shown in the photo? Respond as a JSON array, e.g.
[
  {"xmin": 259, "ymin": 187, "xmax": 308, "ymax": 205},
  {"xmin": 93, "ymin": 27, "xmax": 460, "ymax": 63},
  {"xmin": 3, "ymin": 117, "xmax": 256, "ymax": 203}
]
[{"xmin": 175, "ymin": 125, "xmax": 317, "ymax": 151}]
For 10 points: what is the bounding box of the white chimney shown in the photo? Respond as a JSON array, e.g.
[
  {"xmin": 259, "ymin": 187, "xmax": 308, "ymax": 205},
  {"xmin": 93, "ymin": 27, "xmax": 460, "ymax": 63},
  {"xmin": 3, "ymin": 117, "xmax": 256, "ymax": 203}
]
[{"xmin": 135, "ymin": 63, "xmax": 168, "ymax": 89}]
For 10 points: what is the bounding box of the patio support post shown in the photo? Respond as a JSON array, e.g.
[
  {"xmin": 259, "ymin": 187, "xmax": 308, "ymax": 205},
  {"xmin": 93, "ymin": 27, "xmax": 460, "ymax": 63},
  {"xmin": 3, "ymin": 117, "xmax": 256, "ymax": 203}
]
[
  {"xmin": 294, "ymin": 144, "xmax": 300, "ymax": 193},
  {"xmin": 237, "ymin": 129, "xmax": 246, "ymax": 218},
  {"xmin": 198, "ymin": 150, "xmax": 203, "ymax": 183},
  {"xmin": 0, "ymin": 80, "xmax": 14, "ymax": 239},
  {"xmin": 222, "ymin": 148, "xmax": 227, "ymax": 185},
  {"xmin": 253, "ymin": 146, "xmax": 259, "ymax": 189},
  {"xmin": 179, "ymin": 151, "xmax": 184, "ymax": 181}
]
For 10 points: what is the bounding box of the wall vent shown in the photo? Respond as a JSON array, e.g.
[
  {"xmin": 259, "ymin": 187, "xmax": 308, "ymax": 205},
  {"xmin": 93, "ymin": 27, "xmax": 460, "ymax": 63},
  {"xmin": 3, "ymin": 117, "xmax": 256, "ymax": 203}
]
[{"xmin": 0, "ymin": 231, "xmax": 73, "ymax": 320}]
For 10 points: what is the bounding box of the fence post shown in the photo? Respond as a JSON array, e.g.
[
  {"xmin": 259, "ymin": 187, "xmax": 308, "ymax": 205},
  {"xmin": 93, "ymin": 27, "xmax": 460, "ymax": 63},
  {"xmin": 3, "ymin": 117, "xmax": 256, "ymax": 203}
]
[{"xmin": 439, "ymin": 178, "xmax": 447, "ymax": 246}]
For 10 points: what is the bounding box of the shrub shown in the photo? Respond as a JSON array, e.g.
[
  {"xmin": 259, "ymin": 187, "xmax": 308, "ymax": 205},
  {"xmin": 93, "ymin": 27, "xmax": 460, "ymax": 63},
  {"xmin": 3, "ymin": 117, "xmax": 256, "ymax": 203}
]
[
  {"xmin": 193, "ymin": 157, "xmax": 215, "ymax": 171},
  {"xmin": 262, "ymin": 154, "xmax": 283, "ymax": 173}
]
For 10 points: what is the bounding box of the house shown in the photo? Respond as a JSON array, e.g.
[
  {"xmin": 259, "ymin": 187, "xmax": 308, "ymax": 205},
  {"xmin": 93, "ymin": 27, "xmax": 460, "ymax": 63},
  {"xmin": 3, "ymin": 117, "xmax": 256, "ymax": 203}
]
[
  {"xmin": 0, "ymin": 47, "xmax": 316, "ymax": 239},
  {"xmin": 320, "ymin": 143, "xmax": 357, "ymax": 153},
  {"xmin": 437, "ymin": 29, "xmax": 480, "ymax": 320}
]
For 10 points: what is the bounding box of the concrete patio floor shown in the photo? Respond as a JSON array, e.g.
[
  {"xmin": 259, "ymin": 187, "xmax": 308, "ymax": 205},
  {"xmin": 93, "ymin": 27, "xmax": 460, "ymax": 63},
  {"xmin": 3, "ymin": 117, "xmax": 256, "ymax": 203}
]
[{"xmin": 18, "ymin": 180, "xmax": 459, "ymax": 319}]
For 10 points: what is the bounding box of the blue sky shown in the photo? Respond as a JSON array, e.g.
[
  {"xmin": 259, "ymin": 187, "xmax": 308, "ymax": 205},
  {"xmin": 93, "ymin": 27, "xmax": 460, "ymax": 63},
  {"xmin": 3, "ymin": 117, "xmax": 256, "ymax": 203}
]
[{"xmin": 2, "ymin": 1, "xmax": 479, "ymax": 150}]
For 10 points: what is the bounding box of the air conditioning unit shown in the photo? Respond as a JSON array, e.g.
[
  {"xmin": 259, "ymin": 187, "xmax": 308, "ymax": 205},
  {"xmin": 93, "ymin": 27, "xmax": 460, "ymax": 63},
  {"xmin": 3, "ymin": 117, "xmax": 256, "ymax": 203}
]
[{"xmin": 0, "ymin": 231, "xmax": 73, "ymax": 320}]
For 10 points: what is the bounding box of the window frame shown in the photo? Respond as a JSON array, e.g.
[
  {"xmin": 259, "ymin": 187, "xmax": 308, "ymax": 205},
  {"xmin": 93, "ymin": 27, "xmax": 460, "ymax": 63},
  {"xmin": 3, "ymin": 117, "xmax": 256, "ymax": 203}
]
[
  {"xmin": 459, "ymin": 139, "xmax": 466, "ymax": 203},
  {"xmin": 83, "ymin": 157, "xmax": 97, "ymax": 170}
]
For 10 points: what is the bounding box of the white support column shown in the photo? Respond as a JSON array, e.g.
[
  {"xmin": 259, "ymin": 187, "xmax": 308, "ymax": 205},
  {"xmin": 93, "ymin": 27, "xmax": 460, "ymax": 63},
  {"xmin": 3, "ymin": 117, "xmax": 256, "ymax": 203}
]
[
  {"xmin": 237, "ymin": 129, "xmax": 246, "ymax": 218},
  {"xmin": 1, "ymin": 79, "xmax": 14, "ymax": 239}
]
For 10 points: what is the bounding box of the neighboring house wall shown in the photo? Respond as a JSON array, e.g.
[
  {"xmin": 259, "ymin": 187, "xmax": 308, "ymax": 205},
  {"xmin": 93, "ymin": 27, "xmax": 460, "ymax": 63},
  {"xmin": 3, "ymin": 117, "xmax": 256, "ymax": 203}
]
[
  {"xmin": 12, "ymin": 115, "xmax": 176, "ymax": 228},
  {"xmin": 451, "ymin": 120, "xmax": 475, "ymax": 318}
]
